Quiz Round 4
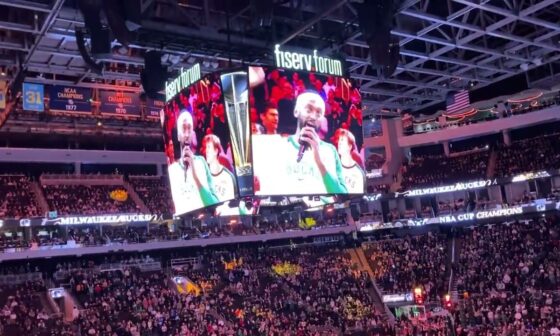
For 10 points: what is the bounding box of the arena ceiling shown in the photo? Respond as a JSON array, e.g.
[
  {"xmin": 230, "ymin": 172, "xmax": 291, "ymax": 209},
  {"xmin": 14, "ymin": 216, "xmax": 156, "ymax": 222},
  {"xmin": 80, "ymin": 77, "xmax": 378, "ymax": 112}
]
[{"xmin": 1, "ymin": 0, "xmax": 560, "ymax": 116}]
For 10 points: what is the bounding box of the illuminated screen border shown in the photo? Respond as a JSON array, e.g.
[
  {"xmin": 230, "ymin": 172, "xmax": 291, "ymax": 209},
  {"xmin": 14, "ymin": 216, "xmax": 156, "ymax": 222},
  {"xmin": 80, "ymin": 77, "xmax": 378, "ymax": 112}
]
[
  {"xmin": 163, "ymin": 73, "xmax": 238, "ymax": 217},
  {"xmin": 248, "ymin": 65, "xmax": 365, "ymax": 198}
]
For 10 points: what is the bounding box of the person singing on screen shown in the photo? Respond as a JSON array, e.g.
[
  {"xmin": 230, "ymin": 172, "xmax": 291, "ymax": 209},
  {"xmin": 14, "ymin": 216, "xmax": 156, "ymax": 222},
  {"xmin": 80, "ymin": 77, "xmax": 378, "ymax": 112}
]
[
  {"xmin": 332, "ymin": 128, "xmax": 365, "ymax": 194},
  {"xmin": 168, "ymin": 112, "xmax": 219, "ymax": 215},
  {"xmin": 253, "ymin": 91, "xmax": 347, "ymax": 195}
]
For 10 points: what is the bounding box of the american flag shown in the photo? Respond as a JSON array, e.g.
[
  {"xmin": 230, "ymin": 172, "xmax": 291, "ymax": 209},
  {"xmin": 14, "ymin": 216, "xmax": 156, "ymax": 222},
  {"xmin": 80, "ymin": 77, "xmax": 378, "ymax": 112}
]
[{"xmin": 446, "ymin": 90, "xmax": 470, "ymax": 114}]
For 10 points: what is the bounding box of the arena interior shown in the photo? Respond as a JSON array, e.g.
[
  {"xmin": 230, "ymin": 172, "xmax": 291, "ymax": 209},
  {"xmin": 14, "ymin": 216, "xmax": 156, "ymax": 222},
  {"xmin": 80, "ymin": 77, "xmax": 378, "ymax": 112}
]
[{"xmin": 0, "ymin": 0, "xmax": 560, "ymax": 335}]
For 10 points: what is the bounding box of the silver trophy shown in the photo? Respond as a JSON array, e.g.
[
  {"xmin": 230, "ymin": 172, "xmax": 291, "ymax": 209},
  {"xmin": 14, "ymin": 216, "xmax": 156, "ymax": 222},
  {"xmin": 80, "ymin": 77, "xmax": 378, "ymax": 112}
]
[{"xmin": 220, "ymin": 71, "xmax": 253, "ymax": 195}]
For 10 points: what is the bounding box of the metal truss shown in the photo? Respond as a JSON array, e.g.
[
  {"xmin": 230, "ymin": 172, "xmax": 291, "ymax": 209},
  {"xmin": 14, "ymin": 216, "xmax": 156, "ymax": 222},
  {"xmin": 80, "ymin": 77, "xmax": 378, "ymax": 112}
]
[{"xmin": 0, "ymin": 0, "xmax": 558, "ymax": 116}]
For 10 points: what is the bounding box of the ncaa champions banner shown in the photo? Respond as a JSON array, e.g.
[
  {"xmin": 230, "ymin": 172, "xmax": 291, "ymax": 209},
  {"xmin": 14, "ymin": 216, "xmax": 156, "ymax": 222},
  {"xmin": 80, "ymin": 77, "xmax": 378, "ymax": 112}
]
[
  {"xmin": 49, "ymin": 85, "xmax": 92, "ymax": 113},
  {"xmin": 0, "ymin": 80, "xmax": 7, "ymax": 109},
  {"xmin": 146, "ymin": 97, "xmax": 165, "ymax": 119},
  {"xmin": 99, "ymin": 90, "xmax": 142, "ymax": 116}
]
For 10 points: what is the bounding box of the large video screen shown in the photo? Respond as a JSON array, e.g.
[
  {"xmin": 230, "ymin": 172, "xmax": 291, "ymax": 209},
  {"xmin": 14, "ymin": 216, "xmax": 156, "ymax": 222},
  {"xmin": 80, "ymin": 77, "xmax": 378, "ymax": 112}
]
[
  {"xmin": 163, "ymin": 74, "xmax": 237, "ymax": 216},
  {"xmin": 249, "ymin": 66, "xmax": 365, "ymax": 196}
]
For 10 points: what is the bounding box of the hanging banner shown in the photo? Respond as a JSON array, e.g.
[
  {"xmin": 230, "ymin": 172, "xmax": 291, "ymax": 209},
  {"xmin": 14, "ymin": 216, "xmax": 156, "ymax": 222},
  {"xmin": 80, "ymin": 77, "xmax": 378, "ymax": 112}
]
[
  {"xmin": 22, "ymin": 83, "xmax": 44, "ymax": 112},
  {"xmin": 49, "ymin": 85, "xmax": 92, "ymax": 113},
  {"xmin": 99, "ymin": 90, "xmax": 142, "ymax": 116},
  {"xmin": 146, "ymin": 97, "xmax": 164, "ymax": 119},
  {"xmin": 0, "ymin": 80, "xmax": 7, "ymax": 109}
]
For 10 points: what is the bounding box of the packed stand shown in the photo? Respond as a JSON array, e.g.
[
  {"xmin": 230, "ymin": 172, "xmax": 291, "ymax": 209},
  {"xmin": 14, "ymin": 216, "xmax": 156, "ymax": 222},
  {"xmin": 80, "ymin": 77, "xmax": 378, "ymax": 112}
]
[
  {"xmin": 401, "ymin": 151, "xmax": 489, "ymax": 190},
  {"xmin": 42, "ymin": 184, "xmax": 140, "ymax": 215},
  {"xmin": 0, "ymin": 175, "xmax": 41, "ymax": 219},
  {"xmin": 363, "ymin": 232, "xmax": 449, "ymax": 302},
  {"xmin": 178, "ymin": 246, "xmax": 393, "ymax": 335},
  {"xmin": 45, "ymin": 246, "xmax": 393, "ymax": 335},
  {"xmin": 0, "ymin": 280, "xmax": 72, "ymax": 336},
  {"xmin": 61, "ymin": 266, "xmax": 227, "ymax": 335},
  {"xmin": 453, "ymin": 217, "xmax": 560, "ymax": 335},
  {"xmin": 128, "ymin": 176, "xmax": 174, "ymax": 216},
  {"xmin": 494, "ymin": 133, "xmax": 560, "ymax": 178}
]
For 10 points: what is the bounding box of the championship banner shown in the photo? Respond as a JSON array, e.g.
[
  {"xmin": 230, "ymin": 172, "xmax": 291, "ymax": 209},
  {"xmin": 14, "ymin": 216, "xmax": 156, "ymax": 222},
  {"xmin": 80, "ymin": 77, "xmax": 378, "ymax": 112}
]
[
  {"xmin": 22, "ymin": 83, "xmax": 45, "ymax": 112},
  {"xmin": 49, "ymin": 85, "xmax": 92, "ymax": 113},
  {"xmin": 0, "ymin": 80, "xmax": 7, "ymax": 109},
  {"xmin": 99, "ymin": 90, "xmax": 142, "ymax": 116},
  {"xmin": 146, "ymin": 97, "xmax": 164, "ymax": 119}
]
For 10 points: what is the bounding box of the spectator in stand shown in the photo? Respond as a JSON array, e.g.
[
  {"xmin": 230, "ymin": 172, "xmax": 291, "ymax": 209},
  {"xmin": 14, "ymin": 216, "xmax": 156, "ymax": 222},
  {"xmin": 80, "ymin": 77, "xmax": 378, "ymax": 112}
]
[
  {"xmin": 453, "ymin": 217, "xmax": 560, "ymax": 335},
  {"xmin": 401, "ymin": 150, "xmax": 489, "ymax": 190},
  {"xmin": 128, "ymin": 176, "xmax": 174, "ymax": 216},
  {"xmin": 363, "ymin": 232, "xmax": 449, "ymax": 303},
  {"xmin": 0, "ymin": 175, "xmax": 41, "ymax": 219},
  {"xmin": 495, "ymin": 133, "xmax": 560, "ymax": 178},
  {"xmin": 43, "ymin": 184, "xmax": 139, "ymax": 216}
]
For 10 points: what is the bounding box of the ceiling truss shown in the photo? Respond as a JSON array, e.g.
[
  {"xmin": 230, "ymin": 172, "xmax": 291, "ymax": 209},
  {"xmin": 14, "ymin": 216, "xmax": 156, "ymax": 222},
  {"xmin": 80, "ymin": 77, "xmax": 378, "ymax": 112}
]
[{"xmin": 0, "ymin": 0, "xmax": 558, "ymax": 116}]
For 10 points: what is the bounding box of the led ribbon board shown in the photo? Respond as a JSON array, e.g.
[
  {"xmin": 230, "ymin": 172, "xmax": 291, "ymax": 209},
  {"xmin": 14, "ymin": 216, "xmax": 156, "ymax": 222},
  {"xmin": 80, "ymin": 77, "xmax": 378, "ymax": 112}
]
[
  {"xmin": 274, "ymin": 44, "xmax": 343, "ymax": 76},
  {"xmin": 165, "ymin": 64, "xmax": 201, "ymax": 102}
]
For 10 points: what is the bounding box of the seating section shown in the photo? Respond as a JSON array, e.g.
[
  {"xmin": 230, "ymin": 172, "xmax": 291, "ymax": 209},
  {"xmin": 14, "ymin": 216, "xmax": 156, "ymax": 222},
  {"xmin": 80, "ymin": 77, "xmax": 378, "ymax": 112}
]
[
  {"xmin": 363, "ymin": 232, "xmax": 449, "ymax": 302},
  {"xmin": 0, "ymin": 280, "xmax": 71, "ymax": 335},
  {"xmin": 495, "ymin": 133, "xmax": 560, "ymax": 178},
  {"xmin": 128, "ymin": 176, "xmax": 174, "ymax": 216},
  {"xmin": 401, "ymin": 151, "xmax": 489, "ymax": 189},
  {"xmin": 454, "ymin": 218, "xmax": 560, "ymax": 335},
  {"xmin": 3, "ymin": 217, "xmax": 560, "ymax": 335},
  {"xmin": 0, "ymin": 175, "xmax": 41, "ymax": 219},
  {"xmin": 42, "ymin": 184, "xmax": 139, "ymax": 215}
]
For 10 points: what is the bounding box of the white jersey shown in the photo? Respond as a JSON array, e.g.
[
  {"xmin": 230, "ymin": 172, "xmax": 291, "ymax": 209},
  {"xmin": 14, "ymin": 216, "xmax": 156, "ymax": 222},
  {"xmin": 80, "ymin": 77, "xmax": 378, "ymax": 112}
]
[
  {"xmin": 168, "ymin": 156, "xmax": 217, "ymax": 215},
  {"xmin": 252, "ymin": 134, "xmax": 347, "ymax": 196},
  {"xmin": 341, "ymin": 163, "xmax": 365, "ymax": 194},
  {"xmin": 211, "ymin": 167, "xmax": 236, "ymax": 202}
]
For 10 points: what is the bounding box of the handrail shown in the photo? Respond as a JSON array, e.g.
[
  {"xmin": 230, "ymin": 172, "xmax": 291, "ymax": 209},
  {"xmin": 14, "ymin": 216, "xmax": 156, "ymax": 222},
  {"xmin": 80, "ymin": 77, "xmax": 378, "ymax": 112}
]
[{"xmin": 448, "ymin": 236, "xmax": 456, "ymax": 295}]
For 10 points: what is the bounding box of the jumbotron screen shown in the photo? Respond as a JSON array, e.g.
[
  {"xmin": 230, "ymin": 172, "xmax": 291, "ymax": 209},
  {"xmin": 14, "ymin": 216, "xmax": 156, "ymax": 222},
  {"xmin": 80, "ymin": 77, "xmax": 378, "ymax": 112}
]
[
  {"xmin": 249, "ymin": 66, "xmax": 365, "ymax": 196},
  {"xmin": 163, "ymin": 73, "xmax": 237, "ymax": 216}
]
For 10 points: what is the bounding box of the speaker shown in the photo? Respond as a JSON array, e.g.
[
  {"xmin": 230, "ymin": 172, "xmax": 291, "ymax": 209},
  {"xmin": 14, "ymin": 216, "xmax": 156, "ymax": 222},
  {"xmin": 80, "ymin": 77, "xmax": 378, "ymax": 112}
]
[{"xmin": 141, "ymin": 50, "xmax": 168, "ymax": 99}]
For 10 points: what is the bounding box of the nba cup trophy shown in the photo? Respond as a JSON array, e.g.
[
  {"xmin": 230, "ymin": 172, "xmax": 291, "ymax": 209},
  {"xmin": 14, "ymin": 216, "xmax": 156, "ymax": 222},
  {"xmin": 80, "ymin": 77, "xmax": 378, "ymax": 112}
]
[{"xmin": 220, "ymin": 72, "xmax": 253, "ymax": 196}]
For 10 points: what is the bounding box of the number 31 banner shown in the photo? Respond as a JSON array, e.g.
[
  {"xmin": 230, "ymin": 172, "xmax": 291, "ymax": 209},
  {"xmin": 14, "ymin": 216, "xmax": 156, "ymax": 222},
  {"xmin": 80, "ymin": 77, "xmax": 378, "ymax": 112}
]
[{"xmin": 23, "ymin": 83, "xmax": 45, "ymax": 112}]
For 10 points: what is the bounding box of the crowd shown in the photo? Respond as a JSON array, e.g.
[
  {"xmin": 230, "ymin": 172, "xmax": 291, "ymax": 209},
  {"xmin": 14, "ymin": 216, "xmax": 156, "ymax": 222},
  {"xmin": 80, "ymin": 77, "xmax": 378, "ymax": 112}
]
[
  {"xmin": 400, "ymin": 151, "xmax": 489, "ymax": 189},
  {"xmin": 188, "ymin": 247, "xmax": 391, "ymax": 335},
  {"xmin": 363, "ymin": 232, "xmax": 449, "ymax": 303},
  {"xmin": 453, "ymin": 217, "xmax": 560, "ymax": 335},
  {"xmin": 42, "ymin": 184, "xmax": 140, "ymax": 216},
  {"xmin": 495, "ymin": 133, "xmax": 560, "ymax": 178},
  {"xmin": 128, "ymin": 177, "xmax": 174, "ymax": 217},
  {"xmin": 0, "ymin": 217, "xmax": 350, "ymax": 252},
  {"xmin": 0, "ymin": 280, "xmax": 72, "ymax": 335},
  {"xmin": 64, "ymin": 267, "xmax": 225, "ymax": 335},
  {"xmin": 2, "ymin": 246, "xmax": 395, "ymax": 335},
  {"xmin": 0, "ymin": 175, "xmax": 41, "ymax": 219}
]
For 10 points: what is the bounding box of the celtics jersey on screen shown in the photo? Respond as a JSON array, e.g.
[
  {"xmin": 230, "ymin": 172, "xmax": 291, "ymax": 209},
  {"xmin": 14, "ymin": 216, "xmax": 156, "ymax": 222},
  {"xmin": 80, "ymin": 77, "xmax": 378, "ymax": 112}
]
[
  {"xmin": 211, "ymin": 167, "xmax": 236, "ymax": 202},
  {"xmin": 253, "ymin": 134, "xmax": 347, "ymax": 195},
  {"xmin": 342, "ymin": 163, "xmax": 365, "ymax": 194},
  {"xmin": 168, "ymin": 156, "xmax": 219, "ymax": 215}
]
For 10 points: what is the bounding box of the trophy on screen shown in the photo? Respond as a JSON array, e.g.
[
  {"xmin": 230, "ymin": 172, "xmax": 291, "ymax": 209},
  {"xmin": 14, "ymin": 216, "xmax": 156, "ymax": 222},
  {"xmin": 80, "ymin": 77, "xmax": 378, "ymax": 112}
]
[{"xmin": 220, "ymin": 72, "xmax": 253, "ymax": 196}]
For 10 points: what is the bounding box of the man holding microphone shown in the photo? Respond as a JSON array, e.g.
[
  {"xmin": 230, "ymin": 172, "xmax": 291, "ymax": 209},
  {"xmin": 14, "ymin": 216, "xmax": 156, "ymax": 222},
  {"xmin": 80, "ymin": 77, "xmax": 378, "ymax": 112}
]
[
  {"xmin": 253, "ymin": 91, "xmax": 348, "ymax": 195},
  {"xmin": 168, "ymin": 111, "xmax": 219, "ymax": 215}
]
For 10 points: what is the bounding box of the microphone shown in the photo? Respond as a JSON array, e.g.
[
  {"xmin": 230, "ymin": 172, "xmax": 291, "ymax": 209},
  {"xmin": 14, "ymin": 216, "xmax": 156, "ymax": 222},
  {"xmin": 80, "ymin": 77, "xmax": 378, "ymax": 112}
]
[{"xmin": 296, "ymin": 121, "xmax": 314, "ymax": 163}]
